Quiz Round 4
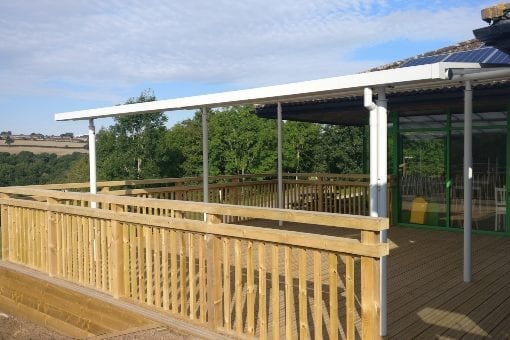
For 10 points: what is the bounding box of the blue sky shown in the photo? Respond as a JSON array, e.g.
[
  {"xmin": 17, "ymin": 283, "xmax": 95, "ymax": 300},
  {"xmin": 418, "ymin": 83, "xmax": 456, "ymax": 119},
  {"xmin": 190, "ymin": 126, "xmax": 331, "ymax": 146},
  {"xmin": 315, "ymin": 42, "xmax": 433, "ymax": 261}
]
[{"xmin": 0, "ymin": 0, "xmax": 493, "ymax": 135}]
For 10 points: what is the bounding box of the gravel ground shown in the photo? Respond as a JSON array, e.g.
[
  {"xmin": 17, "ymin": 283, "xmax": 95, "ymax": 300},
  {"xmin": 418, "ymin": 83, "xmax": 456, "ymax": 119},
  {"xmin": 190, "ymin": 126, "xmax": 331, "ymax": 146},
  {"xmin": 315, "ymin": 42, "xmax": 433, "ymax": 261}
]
[
  {"xmin": 0, "ymin": 309, "xmax": 197, "ymax": 340},
  {"xmin": 0, "ymin": 309, "xmax": 69, "ymax": 340}
]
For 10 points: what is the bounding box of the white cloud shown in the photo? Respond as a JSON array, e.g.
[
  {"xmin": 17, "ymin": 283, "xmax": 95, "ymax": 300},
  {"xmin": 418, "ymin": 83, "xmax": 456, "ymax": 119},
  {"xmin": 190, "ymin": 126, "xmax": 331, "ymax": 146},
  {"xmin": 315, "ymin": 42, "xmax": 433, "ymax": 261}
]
[{"xmin": 0, "ymin": 0, "xmax": 493, "ymax": 102}]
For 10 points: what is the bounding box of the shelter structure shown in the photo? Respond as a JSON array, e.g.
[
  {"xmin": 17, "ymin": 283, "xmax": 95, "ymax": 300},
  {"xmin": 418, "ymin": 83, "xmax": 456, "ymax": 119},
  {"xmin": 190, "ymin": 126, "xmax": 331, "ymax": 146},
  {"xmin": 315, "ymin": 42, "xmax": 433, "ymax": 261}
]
[
  {"xmin": 49, "ymin": 10, "xmax": 510, "ymax": 337},
  {"xmin": 54, "ymin": 59, "xmax": 510, "ymax": 336}
]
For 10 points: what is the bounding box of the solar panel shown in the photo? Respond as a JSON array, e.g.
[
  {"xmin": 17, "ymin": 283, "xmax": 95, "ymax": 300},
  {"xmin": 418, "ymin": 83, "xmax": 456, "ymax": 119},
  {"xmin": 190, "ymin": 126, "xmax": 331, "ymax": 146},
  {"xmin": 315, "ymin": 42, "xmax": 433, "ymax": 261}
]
[
  {"xmin": 399, "ymin": 46, "xmax": 510, "ymax": 68},
  {"xmin": 400, "ymin": 54, "xmax": 448, "ymax": 67},
  {"xmin": 444, "ymin": 47, "xmax": 494, "ymax": 62},
  {"xmin": 488, "ymin": 49, "xmax": 510, "ymax": 63}
]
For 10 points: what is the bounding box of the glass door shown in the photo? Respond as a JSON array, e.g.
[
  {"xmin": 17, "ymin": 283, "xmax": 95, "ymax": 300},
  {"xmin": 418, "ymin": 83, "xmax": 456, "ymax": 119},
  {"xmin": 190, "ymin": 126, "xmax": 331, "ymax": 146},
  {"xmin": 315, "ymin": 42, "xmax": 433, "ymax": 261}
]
[
  {"xmin": 450, "ymin": 121, "xmax": 506, "ymax": 232},
  {"xmin": 399, "ymin": 131, "xmax": 447, "ymax": 226}
]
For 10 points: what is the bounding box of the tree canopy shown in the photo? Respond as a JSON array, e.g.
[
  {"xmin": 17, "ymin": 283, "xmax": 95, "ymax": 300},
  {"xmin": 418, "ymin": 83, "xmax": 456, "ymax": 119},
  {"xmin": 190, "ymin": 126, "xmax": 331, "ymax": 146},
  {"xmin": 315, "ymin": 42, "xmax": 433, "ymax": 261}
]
[{"xmin": 95, "ymin": 90, "xmax": 177, "ymax": 180}]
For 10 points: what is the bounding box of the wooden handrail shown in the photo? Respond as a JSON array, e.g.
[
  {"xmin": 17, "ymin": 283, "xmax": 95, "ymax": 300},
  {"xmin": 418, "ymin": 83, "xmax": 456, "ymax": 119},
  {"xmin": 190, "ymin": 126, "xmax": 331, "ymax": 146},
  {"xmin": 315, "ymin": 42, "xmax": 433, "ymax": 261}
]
[
  {"xmin": 23, "ymin": 172, "xmax": 372, "ymax": 191},
  {"xmin": 24, "ymin": 173, "xmax": 277, "ymax": 190},
  {"xmin": 0, "ymin": 188, "xmax": 387, "ymax": 232},
  {"xmin": 106, "ymin": 179, "xmax": 278, "ymax": 196}
]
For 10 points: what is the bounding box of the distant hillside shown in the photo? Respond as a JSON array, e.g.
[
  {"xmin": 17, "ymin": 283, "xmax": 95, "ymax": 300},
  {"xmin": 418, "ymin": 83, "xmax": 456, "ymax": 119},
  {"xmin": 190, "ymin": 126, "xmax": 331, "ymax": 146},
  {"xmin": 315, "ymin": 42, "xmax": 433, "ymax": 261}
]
[{"xmin": 0, "ymin": 138, "xmax": 87, "ymax": 155}]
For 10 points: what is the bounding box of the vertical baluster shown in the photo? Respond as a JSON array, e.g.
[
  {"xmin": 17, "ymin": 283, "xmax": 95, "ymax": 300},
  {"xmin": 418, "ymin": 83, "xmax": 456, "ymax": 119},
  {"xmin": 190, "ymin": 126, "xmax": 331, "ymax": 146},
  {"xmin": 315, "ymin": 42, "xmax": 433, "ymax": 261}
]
[
  {"xmin": 223, "ymin": 238, "xmax": 231, "ymax": 330},
  {"xmin": 313, "ymin": 251, "xmax": 322, "ymax": 340},
  {"xmin": 259, "ymin": 243, "xmax": 267, "ymax": 340},
  {"xmin": 162, "ymin": 228, "xmax": 170, "ymax": 310},
  {"xmin": 235, "ymin": 239, "xmax": 242, "ymax": 334},
  {"xmin": 272, "ymin": 245, "xmax": 279, "ymax": 340},
  {"xmin": 189, "ymin": 233, "xmax": 196, "ymax": 319},
  {"xmin": 247, "ymin": 241, "xmax": 254, "ymax": 335},
  {"xmin": 345, "ymin": 255, "xmax": 355, "ymax": 340},
  {"xmin": 285, "ymin": 246, "xmax": 293, "ymax": 339},
  {"xmin": 329, "ymin": 253, "xmax": 338, "ymax": 340}
]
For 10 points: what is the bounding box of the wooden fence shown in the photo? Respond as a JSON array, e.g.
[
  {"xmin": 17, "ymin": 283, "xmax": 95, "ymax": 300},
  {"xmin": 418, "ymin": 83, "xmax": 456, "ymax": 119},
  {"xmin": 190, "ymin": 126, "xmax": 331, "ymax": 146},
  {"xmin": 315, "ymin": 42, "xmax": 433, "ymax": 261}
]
[
  {"xmin": 0, "ymin": 186, "xmax": 388, "ymax": 339},
  {"xmin": 28, "ymin": 173, "xmax": 373, "ymax": 217}
]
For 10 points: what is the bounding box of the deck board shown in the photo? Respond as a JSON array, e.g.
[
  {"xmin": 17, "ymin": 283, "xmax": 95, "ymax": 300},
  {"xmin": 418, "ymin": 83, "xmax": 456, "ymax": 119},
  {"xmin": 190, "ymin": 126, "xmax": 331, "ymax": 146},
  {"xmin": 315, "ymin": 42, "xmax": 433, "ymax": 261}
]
[{"xmin": 385, "ymin": 227, "xmax": 510, "ymax": 339}]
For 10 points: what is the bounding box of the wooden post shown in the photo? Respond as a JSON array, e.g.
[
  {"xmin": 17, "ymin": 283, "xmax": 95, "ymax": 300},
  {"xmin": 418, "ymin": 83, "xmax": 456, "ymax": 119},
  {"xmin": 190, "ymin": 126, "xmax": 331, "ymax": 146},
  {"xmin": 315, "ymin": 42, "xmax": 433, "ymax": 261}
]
[
  {"xmin": 361, "ymin": 230, "xmax": 381, "ymax": 340},
  {"xmin": 111, "ymin": 204, "xmax": 125, "ymax": 299},
  {"xmin": 1, "ymin": 193, "xmax": 10, "ymax": 260},
  {"xmin": 206, "ymin": 214, "xmax": 222, "ymax": 329},
  {"xmin": 47, "ymin": 197, "xmax": 58, "ymax": 277},
  {"xmin": 318, "ymin": 176, "xmax": 324, "ymax": 212}
]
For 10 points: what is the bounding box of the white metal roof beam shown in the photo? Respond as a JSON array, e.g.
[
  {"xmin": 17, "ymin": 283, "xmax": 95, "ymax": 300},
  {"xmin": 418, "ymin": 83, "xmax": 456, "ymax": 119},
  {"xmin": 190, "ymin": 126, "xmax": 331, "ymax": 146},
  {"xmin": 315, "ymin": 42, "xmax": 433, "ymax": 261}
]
[{"xmin": 55, "ymin": 62, "xmax": 493, "ymax": 122}]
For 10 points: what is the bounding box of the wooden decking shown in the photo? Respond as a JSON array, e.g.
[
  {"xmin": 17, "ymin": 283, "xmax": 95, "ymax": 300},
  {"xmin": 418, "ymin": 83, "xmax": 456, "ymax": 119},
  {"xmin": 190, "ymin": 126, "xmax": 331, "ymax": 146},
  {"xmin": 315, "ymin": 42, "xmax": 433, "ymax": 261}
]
[{"xmin": 386, "ymin": 227, "xmax": 510, "ymax": 339}]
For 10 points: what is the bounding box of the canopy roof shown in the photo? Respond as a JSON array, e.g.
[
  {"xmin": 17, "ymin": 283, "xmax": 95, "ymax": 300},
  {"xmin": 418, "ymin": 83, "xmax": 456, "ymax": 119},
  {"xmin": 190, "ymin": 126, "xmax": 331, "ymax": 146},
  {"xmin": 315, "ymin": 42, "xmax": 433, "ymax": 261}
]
[{"xmin": 54, "ymin": 62, "xmax": 510, "ymax": 122}]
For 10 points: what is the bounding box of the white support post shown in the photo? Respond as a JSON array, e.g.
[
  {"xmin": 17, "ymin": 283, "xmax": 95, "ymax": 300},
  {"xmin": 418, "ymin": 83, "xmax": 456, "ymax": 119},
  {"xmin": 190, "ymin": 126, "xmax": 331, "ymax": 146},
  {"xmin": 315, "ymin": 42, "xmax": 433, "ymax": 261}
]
[
  {"xmin": 202, "ymin": 107, "xmax": 209, "ymax": 205},
  {"xmin": 364, "ymin": 88, "xmax": 378, "ymax": 218},
  {"xmin": 277, "ymin": 102, "xmax": 284, "ymax": 226},
  {"xmin": 464, "ymin": 80, "xmax": 473, "ymax": 283},
  {"xmin": 88, "ymin": 119, "xmax": 97, "ymax": 209},
  {"xmin": 377, "ymin": 87, "xmax": 388, "ymax": 337}
]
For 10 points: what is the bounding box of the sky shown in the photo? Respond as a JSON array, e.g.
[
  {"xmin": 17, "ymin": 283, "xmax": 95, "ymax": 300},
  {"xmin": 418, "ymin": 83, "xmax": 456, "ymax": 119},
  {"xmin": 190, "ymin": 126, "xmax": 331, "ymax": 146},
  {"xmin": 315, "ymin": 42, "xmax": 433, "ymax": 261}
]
[{"xmin": 0, "ymin": 0, "xmax": 495, "ymax": 135}]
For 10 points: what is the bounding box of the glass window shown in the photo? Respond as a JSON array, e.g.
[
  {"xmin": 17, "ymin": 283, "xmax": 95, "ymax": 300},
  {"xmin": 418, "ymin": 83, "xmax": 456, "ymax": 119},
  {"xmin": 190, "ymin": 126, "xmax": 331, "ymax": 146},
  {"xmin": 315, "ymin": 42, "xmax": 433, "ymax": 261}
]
[
  {"xmin": 451, "ymin": 112, "xmax": 507, "ymax": 128},
  {"xmin": 399, "ymin": 114, "xmax": 447, "ymax": 129}
]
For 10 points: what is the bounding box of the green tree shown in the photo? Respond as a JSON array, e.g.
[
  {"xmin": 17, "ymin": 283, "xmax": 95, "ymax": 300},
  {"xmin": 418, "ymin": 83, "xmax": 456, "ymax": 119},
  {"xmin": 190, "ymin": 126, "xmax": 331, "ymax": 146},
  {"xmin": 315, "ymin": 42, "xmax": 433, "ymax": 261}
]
[
  {"xmin": 319, "ymin": 125, "xmax": 364, "ymax": 174},
  {"xmin": 283, "ymin": 121, "xmax": 324, "ymax": 173},
  {"xmin": 0, "ymin": 151, "xmax": 85, "ymax": 186},
  {"xmin": 4, "ymin": 135, "xmax": 13, "ymax": 146},
  {"xmin": 209, "ymin": 106, "xmax": 277, "ymax": 175},
  {"xmin": 96, "ymin": 90, "xmax": 173, "ymax": 180},
  {"xmin": 63, "ymin": 156, "xmax": 90, "ymax": 183},
  {"xmin": 164, "ymin": 112, "xmax": 202, "ymax": 177}
]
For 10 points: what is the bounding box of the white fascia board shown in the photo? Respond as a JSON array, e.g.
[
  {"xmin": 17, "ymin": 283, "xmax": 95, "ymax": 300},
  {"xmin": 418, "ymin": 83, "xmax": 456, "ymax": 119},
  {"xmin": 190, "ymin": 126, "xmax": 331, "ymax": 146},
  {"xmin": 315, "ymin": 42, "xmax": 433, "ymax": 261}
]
[{"xmin": 55, "ymin": 62, "xmax": 480, "ymax": 121}]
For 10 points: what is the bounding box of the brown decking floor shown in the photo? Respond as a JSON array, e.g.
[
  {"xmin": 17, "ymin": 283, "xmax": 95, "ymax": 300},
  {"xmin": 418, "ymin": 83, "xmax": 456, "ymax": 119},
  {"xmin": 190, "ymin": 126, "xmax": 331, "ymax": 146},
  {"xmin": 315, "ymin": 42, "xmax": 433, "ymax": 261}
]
[{"xmin": 385, "ymin": 227, "xmax": 510, "ymax": 339}]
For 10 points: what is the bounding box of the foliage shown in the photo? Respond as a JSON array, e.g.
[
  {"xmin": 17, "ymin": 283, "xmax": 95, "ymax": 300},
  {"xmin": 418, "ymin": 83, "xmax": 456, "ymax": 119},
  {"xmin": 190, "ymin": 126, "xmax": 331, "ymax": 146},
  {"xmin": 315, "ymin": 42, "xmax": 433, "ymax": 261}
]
[
  {"xmin": 159, "ymin": 106, "xmax": 367, "ymax": 177},
  {"xmin": 96, "ymin": 89, "xmax": 176, "ymax": 180},
  {"xmin": 4, "ymin": 135, "xmax": 13, "ymax": 146},
  {"xmin": 402, "ymin": 135, "xmax": 445, "ymax": 176},
  {"xmin": 209, "ymin": 106, "xmax": 277, "ymax": 175},
  {"xmin": 63, "ymin": 156, "xmax": 90, "ymax": 183},
  {"xmin": 0, "ymin": 152, "xmax": 86, "ymax": 186},
  {"xmin": 163, "ymin": 112, "xmax": 201, "ymax": 177},
  {"xmin": 320, "ymin": 125, "xmax": 365, "ymax": 174},
  {"xmin": 283, "ymin": 121, "xmax": 324, "ymax": 173}
]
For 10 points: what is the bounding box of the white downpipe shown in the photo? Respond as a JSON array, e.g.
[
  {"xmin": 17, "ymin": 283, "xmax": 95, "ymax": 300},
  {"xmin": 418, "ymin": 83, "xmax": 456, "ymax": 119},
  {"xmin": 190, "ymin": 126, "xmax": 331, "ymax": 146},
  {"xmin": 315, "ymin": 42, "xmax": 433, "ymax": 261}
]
[
  {"xmin": 376, "ymin": 87, "xmax": 388, "ymax": 337},
  {"xmin": 88, "ymin": 119, "xmax": 97, "ymax": 209},
  {"xmin": 364, "ymin": 88, "xmax": 378, "ymax": 218},
  {"xmin": 463, "ymin": 80, "xmax": 473, "ymax": 283},
  {"xmin": 277, "ymin": 101, "xmax": 284, "ymax": 227},
  {"xmin": 202, "ymin": 107, "xmax": 209, "ymax": 205}
]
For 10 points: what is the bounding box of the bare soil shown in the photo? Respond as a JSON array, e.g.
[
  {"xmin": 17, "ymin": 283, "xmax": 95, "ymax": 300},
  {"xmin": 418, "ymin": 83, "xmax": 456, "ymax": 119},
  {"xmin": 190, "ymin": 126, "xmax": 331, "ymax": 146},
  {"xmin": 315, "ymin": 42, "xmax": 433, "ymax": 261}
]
[
  {"xmin": 0, "ymin": 309, "xmax": 69, "ymax": 340},
  {"xmin": 0, "ymin": 308, "xmax": 196, "ymax": 340}
]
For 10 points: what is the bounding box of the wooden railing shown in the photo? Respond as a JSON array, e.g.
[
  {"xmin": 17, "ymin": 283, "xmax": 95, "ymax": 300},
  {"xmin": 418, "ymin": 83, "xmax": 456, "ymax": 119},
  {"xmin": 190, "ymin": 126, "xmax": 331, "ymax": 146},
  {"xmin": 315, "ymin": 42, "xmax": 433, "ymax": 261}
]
[
  {"xmin": 27, "ymin": 172, "xmax": 395, "ymax": 225},
  {"xmin": 0, "ymin": 186, "xmax": 388, "ymax": 339}
]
